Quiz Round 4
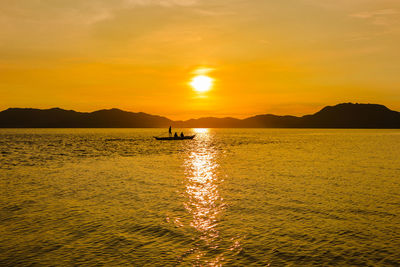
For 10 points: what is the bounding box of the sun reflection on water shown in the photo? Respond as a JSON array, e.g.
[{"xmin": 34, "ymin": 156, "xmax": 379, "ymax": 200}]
[
  {"xmin": 193, "ymin": 128, "xmax": 209, "ymax": 134},
  {"xmin": 183, "ymin": 129, "xmax": 226, "ymax": 265}
]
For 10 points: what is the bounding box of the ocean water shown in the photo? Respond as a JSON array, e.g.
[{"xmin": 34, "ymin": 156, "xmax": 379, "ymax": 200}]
[{"xmin": 1, "ymin": 128, "xmax": 400, "ymax": 266}]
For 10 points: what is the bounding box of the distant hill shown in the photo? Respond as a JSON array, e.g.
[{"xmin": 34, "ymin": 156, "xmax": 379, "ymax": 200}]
[
  {"xmin": 1, "ymin": 103, "xmax": 400, "ymax": 128},
  {"xmin": 241, "ymin": 103, "xmax": 400, "ymax": 128},
  {"xmin": 0, "ymin": 108, "xmax": 172, "ymax": 128}
]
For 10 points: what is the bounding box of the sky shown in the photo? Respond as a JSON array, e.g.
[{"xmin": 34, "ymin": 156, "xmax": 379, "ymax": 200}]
[{"xmin": 1, "ymin": 0, "xmax": 400, "ymax": 119}]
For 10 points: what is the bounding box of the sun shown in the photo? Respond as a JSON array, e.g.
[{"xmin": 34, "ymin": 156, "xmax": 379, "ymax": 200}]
[{"xmin": 190, "ymin": 75, "xmax": 213, "ymax": 93}]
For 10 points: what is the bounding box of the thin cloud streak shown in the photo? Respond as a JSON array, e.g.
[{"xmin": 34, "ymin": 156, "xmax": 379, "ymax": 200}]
[{"xmin": 350, "ymin": 9, "xmax": 398, "ymax": 19}]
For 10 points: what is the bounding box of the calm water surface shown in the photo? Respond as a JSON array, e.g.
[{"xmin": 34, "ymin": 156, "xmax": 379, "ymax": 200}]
[{"xmin": 1, "ymin": 129, "xmax": 400, "ymax": 266}]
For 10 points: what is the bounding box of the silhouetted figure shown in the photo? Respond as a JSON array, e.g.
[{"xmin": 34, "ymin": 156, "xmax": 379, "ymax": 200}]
[
  {"xmin": 169, "ymin": 126, "xmax": 172, "ymax": 136},
  {"xmin": 174, "ymin": 132, "xmax": 178, "ymax": 138},
  {"xmin": 180, "ymin": 132, "xmax": 184, "ymax": 138}
]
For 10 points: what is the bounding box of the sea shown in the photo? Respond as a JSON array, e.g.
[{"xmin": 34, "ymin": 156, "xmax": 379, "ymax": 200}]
[{"xmin": 1, "ymin": 128, "xmax": 400, "ymax": 266}]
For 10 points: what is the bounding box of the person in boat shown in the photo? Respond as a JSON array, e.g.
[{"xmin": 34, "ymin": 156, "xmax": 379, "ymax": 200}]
[
  {"xmin": 180, "ymin": 132, "xmax": 184, "ymax": 138},
  {"xmin": 169, "ymin": 126, "xmax": 172, "ymax": 136},
  {"xmin": 174, "ymin": 132, "xmax": 178, "ymax": 138}
]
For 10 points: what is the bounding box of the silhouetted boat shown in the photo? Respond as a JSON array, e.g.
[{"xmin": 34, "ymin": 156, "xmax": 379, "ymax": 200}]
[{"xmin": 154, "ymin": 135, "xmax": 195, "ymax": 141}]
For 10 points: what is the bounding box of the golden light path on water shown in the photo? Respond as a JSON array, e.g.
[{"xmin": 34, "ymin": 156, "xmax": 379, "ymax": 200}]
[{"xmin": 183, "ymin": 128, "xmax": 227, "ymax": 266}]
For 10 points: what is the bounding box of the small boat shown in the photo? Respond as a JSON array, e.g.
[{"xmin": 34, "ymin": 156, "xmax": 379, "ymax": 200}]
[{"xmin": 154, "ymin": 135, "xmax": 196, "ymax": 141}]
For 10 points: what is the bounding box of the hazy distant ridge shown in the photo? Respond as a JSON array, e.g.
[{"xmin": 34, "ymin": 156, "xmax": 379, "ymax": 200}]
[{"xmin": 1, "ymin": 103, "xmax": 400, "ymax": 128}]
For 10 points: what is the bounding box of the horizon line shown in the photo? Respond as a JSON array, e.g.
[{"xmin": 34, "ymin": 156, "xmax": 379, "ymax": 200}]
[{"xmin": 1, "ymin": 102, "xmax": 397, "ymax": 121}]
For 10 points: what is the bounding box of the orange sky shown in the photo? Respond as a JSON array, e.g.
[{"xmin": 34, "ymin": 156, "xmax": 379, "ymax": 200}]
[{"xmin": 1, "ymin": 0, "xmax": 400, "ymax": 119}]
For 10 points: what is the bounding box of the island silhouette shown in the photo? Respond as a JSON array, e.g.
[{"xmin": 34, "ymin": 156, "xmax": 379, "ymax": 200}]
[{"xmin": 1, "ymin": 103, "xmax": 399, "ymax": 128}]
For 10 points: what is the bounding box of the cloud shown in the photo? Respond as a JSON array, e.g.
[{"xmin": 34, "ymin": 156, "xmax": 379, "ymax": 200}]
[
  {"xmin": 351, "ymin": 9, "xmax": 398, "ymax": 18},
  {"xmin": 125, "ymin": 0, "xmax": 198, "ymax": 7},
  {"xmin": 350, "ymin": 9, "xmax": 399, "ymax": 26},
  {"xmin": 0, "ymin": 0, "xmax": 200, "ymax": 25},
  {"xmin": 0, "ymin": 0, "xmax": 204, "ymax": 51}
]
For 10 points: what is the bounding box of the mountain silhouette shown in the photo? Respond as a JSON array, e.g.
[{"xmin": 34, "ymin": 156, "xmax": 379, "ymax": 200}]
[
  {"xmin": 0, "ymin": 108, "xmax": 172, "ymax": 128},
  {"xmin": 0, "ymin": 103, "xmax": 399, "ymax": 128}
]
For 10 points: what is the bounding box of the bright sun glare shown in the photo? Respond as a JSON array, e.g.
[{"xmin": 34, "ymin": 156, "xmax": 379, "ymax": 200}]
[
  {"xmin": 193, "ymin": 128, "xmax": 209, "ymax": 134},
  {"xmin": 190, "ymin": 75, "xmax": 213, "ymax": 93}
]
